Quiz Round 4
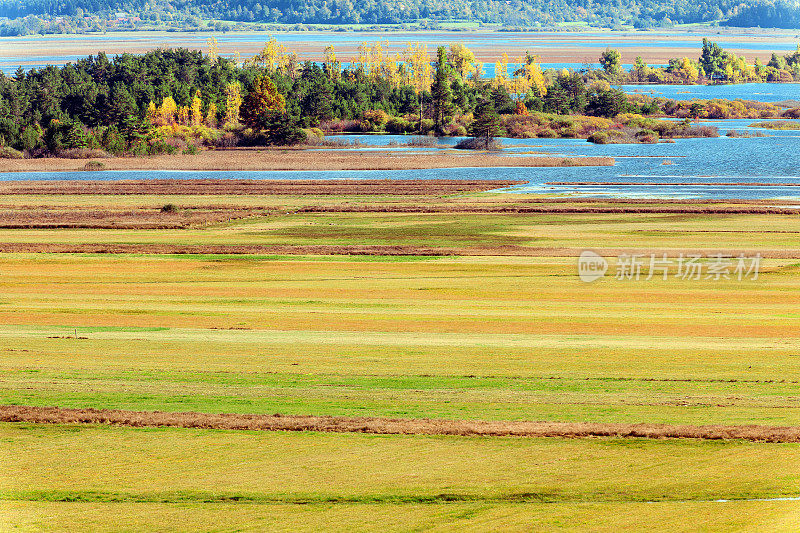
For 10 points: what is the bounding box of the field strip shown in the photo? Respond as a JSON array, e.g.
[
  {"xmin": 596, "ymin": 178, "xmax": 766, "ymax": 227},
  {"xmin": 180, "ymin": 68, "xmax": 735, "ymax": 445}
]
[
  {"xmin": 2, "ymin": 243, "xmax": 800, "ymax": 258},
  {"xmin": 0, "ymin": 179, "xmax": 525, "ymax": 195},
  {"xmin": 0, "ymin": 324, "xmax": 791, "ymax": 349},
  {"xmin": 4, "ymin": 405, "xmax": 800, "ymax": 442}
]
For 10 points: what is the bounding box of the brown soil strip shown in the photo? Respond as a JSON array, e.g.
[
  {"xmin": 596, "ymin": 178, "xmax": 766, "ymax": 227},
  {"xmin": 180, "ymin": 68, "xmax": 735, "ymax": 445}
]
[
  {"xmin": 3, "ymin": 405, "xmax": 799, "ymax": 442},
  {"xmin": 0, "ymin": 208, "xmax": 264, "ymax": 229},
  {"xmin": 0, "ymin": 149, "xmax": 613, "ymax": 172},
  {"xmin": 0, "ymin": 179, "xmax": 523, "ymax": 196},
  {"xmin": 2, "ymin": 243, "xmax": 799, "ymax": 258}
]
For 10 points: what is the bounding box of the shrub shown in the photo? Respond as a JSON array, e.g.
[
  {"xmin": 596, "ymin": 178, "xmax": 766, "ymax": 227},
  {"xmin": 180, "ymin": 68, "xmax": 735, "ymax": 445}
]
[
  {"xmin": 454, "ymin": 137, "xmax": 501, "ymax": 150},
  {"xmin": 537, "ymin": 128, "xmax": 558, "ymax": 138},
  {"xmin": 386, "ymin": 117, "xmax": 413, "ymax": 134},
  {"xmin": 587, "ymin": 131, "xmax": 609, "ymax": 144},
  {"xmin": 161, "ymin": 203, "xmax": 179, "ymax": 213},
  {"xmin": 303, "ymin": 127, "xmax": 324, "ymax": 139},
  {"xmin": 635, "ymin": 129, "xmax": 659, "ymax": 143},
  {"xmin": 0, "ymin": 146, "xmax": 24, "ymax": 159},
  {"xmin": 83, "ymin": 160, "xmax": 105, "ymax": 171},
  {"xmin": 363, "ymin": 109, "xmax": 390, "ymax": 130}
]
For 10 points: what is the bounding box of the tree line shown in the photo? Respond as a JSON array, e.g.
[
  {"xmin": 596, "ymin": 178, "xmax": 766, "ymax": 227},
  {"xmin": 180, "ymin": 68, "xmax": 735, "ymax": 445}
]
[
  {"xmin": 0, "ymin": 39, "xmax": 794, "ymax": 157},
  {"xmin": 1, "ymin": 0, "xmax": 795, "ymax": 35}
]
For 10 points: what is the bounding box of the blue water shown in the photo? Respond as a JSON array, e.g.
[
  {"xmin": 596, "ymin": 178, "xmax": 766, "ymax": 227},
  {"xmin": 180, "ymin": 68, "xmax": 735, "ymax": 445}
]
[
  {"xmin": 3, "ymin": 120, "xmax": 800, "ymax": 200},
  {"xmin": 623, "ymin": 83, "xmax": 800, "ymax": 102}
]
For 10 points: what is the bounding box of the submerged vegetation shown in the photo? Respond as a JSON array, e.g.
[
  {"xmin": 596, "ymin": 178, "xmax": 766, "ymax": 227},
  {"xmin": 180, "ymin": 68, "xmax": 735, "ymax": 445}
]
[{"xmin": 0, "ymin": 39, "xmax": 795, "ymax": 157}]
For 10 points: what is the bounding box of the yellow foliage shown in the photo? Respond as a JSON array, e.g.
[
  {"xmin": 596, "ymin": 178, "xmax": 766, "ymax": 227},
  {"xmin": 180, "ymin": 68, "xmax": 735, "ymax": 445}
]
[
  {"xmin": 448, "ymin": 43, "xmax": 476, "ymax": 82},
  {"xmin": 247, "ymin": 36, "xmax": 289, "ymax": 72},
  {"xmin": 155, "ymin": 97, "xmax": 178, "ymax": 126},
  {"xmin": 224, "ymin": 83, "xmax": 242, "ymax": 128},
  {"xmin": 207, "ymin": 37, "xmax": 219, "ymax": 61},
  {"xmin": 190, "ymin": 91, "xmax": 203, "ymax": 126},
  {"xmin": 205, "ymin": 102, "xmax": 218, "ymax": 128},
  {"xmin": 177, "ymin": 106, "xmax": 190, "ymax": 126},
  {"xmin": 404, "ymin": 43, "xmax": 432, "ymax": 94}
]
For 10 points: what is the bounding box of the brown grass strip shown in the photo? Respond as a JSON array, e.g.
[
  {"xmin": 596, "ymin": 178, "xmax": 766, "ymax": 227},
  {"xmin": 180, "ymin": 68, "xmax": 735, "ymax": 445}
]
[
  {"xmin": 0, "ymin": 149, "xmax": 613, "ymax": 173},
  {"xmin": 0, "ymin": 208, "xmax": 264, "ymax": 229},
  {"xmin": 3, "ymin": 405, "xmax": 800, "ymax": 442},
  {"xmin": 0, "ymin": 179, "xmax": 523, "ymax": 196},
  {"xmin": 2, "ymin": 243, "xmax": 800, "ymax": 258}
]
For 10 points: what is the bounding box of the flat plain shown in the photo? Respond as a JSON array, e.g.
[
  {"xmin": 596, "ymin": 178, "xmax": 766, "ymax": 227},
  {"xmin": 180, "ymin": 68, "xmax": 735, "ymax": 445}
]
[{"xmin": 2, "ymin": 179, "xmax": 800, "ymax": 530}]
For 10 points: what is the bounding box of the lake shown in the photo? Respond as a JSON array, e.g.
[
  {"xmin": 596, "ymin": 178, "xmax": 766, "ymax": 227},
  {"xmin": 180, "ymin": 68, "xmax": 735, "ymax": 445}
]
[{"xmin": 4, "ymin": 119, "xmax": 800, "ymax": 200}]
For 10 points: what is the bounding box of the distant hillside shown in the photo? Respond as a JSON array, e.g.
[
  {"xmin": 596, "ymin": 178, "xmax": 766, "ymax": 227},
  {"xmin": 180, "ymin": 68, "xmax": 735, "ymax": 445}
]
[{"xmin": 1, "ymin": 0, "xmax": 799, "ymax": 32}]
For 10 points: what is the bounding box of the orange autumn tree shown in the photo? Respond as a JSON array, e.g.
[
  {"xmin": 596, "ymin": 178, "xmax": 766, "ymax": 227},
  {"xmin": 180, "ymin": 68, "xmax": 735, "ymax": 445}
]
[{"xmin": 240, "ymin": 76, "xmax": 286, "ymax": 130}]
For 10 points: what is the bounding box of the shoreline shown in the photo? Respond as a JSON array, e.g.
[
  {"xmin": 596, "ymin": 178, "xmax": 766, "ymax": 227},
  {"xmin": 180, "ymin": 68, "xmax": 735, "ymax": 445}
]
[{"xmin": 0, "ymin": 148, "xmax": 614, "ymax": 173}]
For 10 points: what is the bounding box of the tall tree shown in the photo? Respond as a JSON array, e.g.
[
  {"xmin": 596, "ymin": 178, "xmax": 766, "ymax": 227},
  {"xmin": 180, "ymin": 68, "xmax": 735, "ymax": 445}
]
[
  {"xmin": 240, "ymin": 76, "xmax": 285, "ymax": 130},
  {"xmin": 599, "ymin": 48, "xmax": 622, "ymax": 77},
  {"xmin": 431, "ymin": 46, "xmax": 452, "ymax": 135},
  {"xmin": 469, "ymin": 99, "xmax": 502, "ymax": 145}
]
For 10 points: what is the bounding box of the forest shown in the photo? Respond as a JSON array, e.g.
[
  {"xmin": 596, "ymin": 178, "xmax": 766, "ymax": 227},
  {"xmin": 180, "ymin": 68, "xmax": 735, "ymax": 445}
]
[
  {"xmin": 0, "ymin": 39, "xmax": 797, "ymax": 158},
  {"xmin": 0, "ymin": 0, "xmax": 798, "ymax": 35}
]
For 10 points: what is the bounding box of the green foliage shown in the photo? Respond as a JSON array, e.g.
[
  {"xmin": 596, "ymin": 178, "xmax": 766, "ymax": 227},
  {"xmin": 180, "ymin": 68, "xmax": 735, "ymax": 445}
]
[
  {"xmin": 0, "ymin": 145, "xmax": 24, "ymax": 158},
  {"xmin": 600, "ymin": 49, "xmax": 622, "ymax": 77},
  {"xmin": 431, "ymin": 47, "xmax": 453, "ymax": 135},
  {"xmin": 469, "ymin": 99, "xmax": 503, "ymax": 140},
  {"xmin": 0, "ymin": 0, "xmax": 779, "ymax": 32}
]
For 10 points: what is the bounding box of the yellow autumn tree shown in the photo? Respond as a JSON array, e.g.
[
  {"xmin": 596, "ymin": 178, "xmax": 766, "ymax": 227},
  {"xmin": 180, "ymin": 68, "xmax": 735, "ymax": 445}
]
[
  {"xmin": 323, "ymin": 45, "xmax": 341, "ymax": 80},
  {"xmin": 404, "ymin": 43, "xmax": 432, "ymax": 94},
  {"xmin": 447, "ymin": 43, "xmax": 476, "ymax": 82},
  {"xmin": 156, "ymin": 96, "xmax": 178, "ymax": 126},
  {"xmin": 146, "ymin": 101, "xmax": 158, "ymax": 125},
  {"xmin": 247, "ymin": 36, "xmax": 288, "ymax": 72},
  {"xmin": 207, "ymin": 37, "xmax": 219, "ymax": 61},
  {"xmin": 177, "ymin": 106, "xmax": 190, "ymax": 126},
  {"xmin": 224, "ymin": 83, "xmax": 242, "ymax": 129},
  {"xmin": 515, "ymin": 54, "xmax": 547, "ymax": 97},
  {"xmin": 190, "ymin": 91, "xmax": 203, "ymax": 126},
  {"xmin": 493, "ymin": 52, "xmax": 510, "ymax": 89},
  {"xmin": 205, "ymin": 102, "xmax": 218, "ymax": 128}
]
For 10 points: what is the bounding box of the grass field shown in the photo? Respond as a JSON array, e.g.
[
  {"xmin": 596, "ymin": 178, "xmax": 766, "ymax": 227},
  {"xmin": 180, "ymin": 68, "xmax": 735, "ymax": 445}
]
[{"xmin": 2, "ymin": 180, "xmax": 800, "ymax": 530}]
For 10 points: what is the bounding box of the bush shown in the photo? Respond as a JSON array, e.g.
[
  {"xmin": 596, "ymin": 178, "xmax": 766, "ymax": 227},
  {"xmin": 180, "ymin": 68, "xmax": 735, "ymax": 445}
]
[
  {"xmin": 454, "ymin": 137, "xmax": 501, "ymax": 150},
  {"xmin": 161, "ymin": 203, "xmax": 179, "ymax": 213},
  {"xmin": 538, "ymin": 128, "xmax": 558, "ymax": 138},
  {"xmin": 302, "ymin": 127, "xmax": 324, "ymax": 139},
  {"xmin": 587, "ymin": 132, "xmax": 609, "ymax": 144},
  {"xmin": 83, "ymin": 160, "xmax": 105, "ymax": 171},
  {"xmin": 635, "ymin": 129, "xmax": 659, "ymax": 143},
  {"xmin": 0, "ymin": 146, "xmax": 24, "ymax": 159},
  {"xmin": 386, "ymin": 117, "xmax": 413, "ymax": 134}
]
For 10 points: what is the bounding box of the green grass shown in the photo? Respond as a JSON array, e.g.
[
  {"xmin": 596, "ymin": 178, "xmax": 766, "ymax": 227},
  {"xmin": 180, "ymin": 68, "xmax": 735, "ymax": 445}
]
[
  {"xmin": 3, "ymin": 423, "xmax": 800, "ymax": 531},
  {"xmin": 2, "ymin": 252, "xmax": 800, "ymax": 425},
  {"xmin": 4, "ymin": 423, "xmax": 800, "ymax": 502},
  {"xmin": 5, "ymin": 192, "xmax": 800, "ymax": 529}
]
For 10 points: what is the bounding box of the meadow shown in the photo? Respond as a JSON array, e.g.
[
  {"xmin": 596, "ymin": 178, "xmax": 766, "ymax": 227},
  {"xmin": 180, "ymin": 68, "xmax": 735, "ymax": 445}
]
[{"xmin": 2, "ymin": 179, "xmax": 800, "ymax": 530}]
